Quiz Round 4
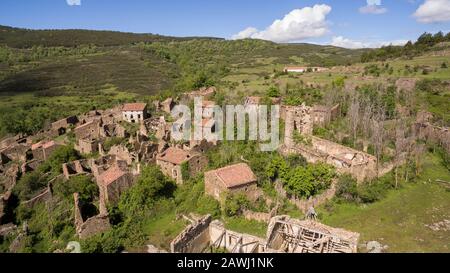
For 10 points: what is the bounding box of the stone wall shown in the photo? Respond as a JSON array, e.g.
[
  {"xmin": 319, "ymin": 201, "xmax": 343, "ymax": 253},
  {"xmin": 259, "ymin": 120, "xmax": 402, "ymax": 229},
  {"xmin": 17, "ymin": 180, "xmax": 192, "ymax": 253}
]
[
  {"xmin": 22, "ymin": 186, "xmax": 53, "ymax": 208},
  {"xmin": 51, "ymin": 116, "xmax": 78, "ymax": 131},
  {"xmin": 170, "ymin": 215, "xmax": 212, "ymax": 253}
]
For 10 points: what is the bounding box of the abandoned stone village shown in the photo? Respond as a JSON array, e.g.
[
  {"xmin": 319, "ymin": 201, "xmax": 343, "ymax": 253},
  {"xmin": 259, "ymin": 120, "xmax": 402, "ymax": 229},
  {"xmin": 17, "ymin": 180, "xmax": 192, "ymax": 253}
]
[{"xmin": 0, "ymin": 83, "xmax": 448, "ymax": 254}]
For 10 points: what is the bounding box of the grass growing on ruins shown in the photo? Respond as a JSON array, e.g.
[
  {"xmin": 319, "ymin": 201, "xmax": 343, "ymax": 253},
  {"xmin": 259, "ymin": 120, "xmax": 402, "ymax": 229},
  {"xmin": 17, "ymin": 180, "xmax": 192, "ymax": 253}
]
[
  {"xmin": 319, "ymin": 153, "xmax": 450, "ymax": 252},
  {"xmin": 224, "ymin": 217, "xmax": 268, "ymax": 238},
  {"xmin": 142, "ymin": 212, "xmax": 189, "ymax": 250}
]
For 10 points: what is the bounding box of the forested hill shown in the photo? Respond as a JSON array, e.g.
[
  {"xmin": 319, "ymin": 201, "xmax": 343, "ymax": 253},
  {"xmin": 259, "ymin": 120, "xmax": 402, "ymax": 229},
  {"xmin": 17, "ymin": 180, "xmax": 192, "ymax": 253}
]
[{"xmin": 0, "ymin": 25, "xmax": 222, "ymax": 47}]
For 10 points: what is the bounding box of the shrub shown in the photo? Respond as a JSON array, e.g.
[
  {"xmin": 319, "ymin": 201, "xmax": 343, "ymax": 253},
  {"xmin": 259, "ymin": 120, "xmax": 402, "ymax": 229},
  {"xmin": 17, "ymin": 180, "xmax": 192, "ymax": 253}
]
[
  {"xmin": 224, "ymin": 193, "xmax": 250, "ymax": 217},
  {"xmin": 335, "ymin": 175, "xmax": 359, "ymax": 202},
  {"xmin": 267, "ymin": 86, "xmax": 280, "ymax": 98}
]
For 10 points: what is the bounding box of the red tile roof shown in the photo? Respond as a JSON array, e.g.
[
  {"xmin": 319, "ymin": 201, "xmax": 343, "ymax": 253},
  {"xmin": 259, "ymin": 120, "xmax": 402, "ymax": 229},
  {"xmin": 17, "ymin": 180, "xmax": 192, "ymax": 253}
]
[
  {"xmin": 156, "ymin": 147, "xmax": 194, "ymax": 165},
  {"xmin": 209, "ymin": 163, "xmax": 257, "ymax": 189},
  {"xmin": 123, "ymin": 103, "xmax": 147, "ymax": 112},
  {"xmin": 99, "ymin": 165, "xmax": 127, "ymax": 186}
]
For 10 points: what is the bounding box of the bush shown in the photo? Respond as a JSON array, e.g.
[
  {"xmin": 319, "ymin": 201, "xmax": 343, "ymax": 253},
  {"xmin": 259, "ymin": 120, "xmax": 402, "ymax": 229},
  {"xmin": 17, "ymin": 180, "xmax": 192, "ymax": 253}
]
[
  {"xmin": 267, "ymin": 86, "xmax": 280, "ymax": 98},
  {"xmin": 335, "ymin": 175, "xmax": 359, "ymax": 202},
  {"xmin": 224, "ymin": 193, "xmax": 250, "ymax": 217}
]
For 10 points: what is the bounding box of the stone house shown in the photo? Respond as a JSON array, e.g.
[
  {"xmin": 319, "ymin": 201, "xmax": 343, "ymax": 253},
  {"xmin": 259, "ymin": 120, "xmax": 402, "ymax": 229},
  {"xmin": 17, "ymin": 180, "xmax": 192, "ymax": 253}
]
[
  {"xmin": 31, "ymin": 140, "xmax": 60, "ymax": 161},
  {"xmin": 75, "ymin": 138, "xmax": 99, "ymax": 155},
  {"xmin": 97, "ymin": 163, "xmax": 134, "ymax": 205},
  {"xmin": 122, "ymin": 103, "xmax": 148, "ymax": 123},
  {"xmin": 283, "ymin": 66, "xmax": 328, "ymax": 73},
  {"xmin": 74, "ymin": 119, "xmax": 102, "ymax": 140},
  {"xmin": 156, "ymin": 147, "xmax": 208, "ymax": 184},
  {"xmin": 204, "ymin": 163, "xmax": 258, "ymax": 202}
]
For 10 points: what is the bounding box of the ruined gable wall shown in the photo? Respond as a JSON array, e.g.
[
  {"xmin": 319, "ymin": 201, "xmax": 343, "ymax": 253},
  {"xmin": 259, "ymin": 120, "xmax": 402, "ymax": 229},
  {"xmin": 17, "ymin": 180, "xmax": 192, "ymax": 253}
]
[
  {"xmin": 104, "ymin": 173, "xmax": 134, "ymax": 204},
  {"xmin": 156, "ymin": 159, "xmax": 182, "ymax": 184},
  {"xmin": 204, "ymin": 171, "xmax": 227, "ymax": 201}
]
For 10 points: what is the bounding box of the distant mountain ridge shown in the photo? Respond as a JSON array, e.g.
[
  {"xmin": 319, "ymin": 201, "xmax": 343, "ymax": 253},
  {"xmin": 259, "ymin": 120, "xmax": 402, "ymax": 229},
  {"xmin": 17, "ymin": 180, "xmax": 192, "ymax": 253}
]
[{"xmin": 0, "ymin": 25, "xmax": 223, "ymax": 48}]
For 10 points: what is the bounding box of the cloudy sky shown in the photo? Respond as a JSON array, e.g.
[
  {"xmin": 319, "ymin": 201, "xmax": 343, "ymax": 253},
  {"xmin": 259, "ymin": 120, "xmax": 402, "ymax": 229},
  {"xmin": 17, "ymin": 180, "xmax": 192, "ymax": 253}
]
[{"xmin": 0, "ymin": 0, "xmax": 449, "ymax": 48}]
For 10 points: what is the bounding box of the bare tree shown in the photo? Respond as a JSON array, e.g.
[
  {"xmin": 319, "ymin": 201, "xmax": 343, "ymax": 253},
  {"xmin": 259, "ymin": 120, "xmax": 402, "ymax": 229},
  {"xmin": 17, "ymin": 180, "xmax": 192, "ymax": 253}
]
[
  {"xmin": 348, "ymin": 94, "xmax": 360, "ymax": 144},
  {"xmin": 371, "ymin": 106, "xmax": 386, "ymax": 178},
  {"xmin": 394, "ymin": 118, "xmax": 407, "ymax": 188}
]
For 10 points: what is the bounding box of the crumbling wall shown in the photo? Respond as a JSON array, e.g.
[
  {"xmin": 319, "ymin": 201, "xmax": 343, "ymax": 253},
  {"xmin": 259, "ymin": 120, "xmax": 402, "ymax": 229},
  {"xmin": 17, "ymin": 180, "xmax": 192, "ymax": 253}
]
[
  {"xmin": 22, "ymin": 186, "xmax": 53, "ymax": 208},
  {"xmin": 109, "ymin": 145, "xmax": 136, "ymax": 165},
  {"xmin": 416, "ymin": 122, "xmax": 450, "ymax": 154},
  {"xmin": 73, "ymin": 193, "xmax": 110, "ymax": 239},
  {"xmin": 74, "ymin": 119, "xmax": 101, "ymax": 140},
  {"xmin": 51, "ymin": 116, "xmax": 78, "ymax": 131},
  {"xmin": 170, "ymin": 215, "xmax": 212, "ymax": 253},
  {"xmin": 62, "ymin": 160, "xmax": 91, "ymax": 179},
  {"xmin": 1, "ymin": 144, "xmax": 30, "ymax": 162},
  {"xmin": 284, "ymin": 104, "xmax": 313, "ymax": 147}
]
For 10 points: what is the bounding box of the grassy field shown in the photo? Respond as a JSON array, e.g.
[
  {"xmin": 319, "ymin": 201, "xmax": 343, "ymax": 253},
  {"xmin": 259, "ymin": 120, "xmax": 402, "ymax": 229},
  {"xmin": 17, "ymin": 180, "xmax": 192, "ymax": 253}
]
[
  {"xmin": 142, "ymin": 212, "xmax": 189, "ymax": 251},
  {"xmin": 319, "ymin": 153, "xmax": 450, "ymax": 253}
]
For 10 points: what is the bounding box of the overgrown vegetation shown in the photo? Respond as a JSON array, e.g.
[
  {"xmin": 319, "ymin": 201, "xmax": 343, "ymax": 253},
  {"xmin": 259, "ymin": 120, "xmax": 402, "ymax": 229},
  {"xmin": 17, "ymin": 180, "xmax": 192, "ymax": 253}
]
[{"xmin": 361, "ymin": 31, "xmax": 450, "ymax": 62}]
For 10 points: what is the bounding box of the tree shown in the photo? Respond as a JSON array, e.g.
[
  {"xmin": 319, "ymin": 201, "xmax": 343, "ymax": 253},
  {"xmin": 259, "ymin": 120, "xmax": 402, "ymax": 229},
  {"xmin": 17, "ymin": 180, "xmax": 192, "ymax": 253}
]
[
  {"xmin": 336, "ymin": 175, "xmax": 358, "ymax": 202},
  {"xmin": 371, "ymin": 107, "xmax": 386, "ymax": 178},
  {"xmin": 348, "ymin": 94, "xmax": 360, "ymax": 143},
  {"xmin": 118, "ymin": 165, "xmax": 175, "ymax": 217}
]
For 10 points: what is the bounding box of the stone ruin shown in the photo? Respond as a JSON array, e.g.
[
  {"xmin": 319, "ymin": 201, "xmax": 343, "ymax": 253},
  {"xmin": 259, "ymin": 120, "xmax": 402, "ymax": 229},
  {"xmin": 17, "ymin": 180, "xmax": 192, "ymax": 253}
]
[
  {"xmin": 283, "ymin": 104, "xmax": 314, "ymax": 140},
  {"xmin": 282, "ymin": 104, "xmax": 378, "ymax": 182},
  {"xmin": 415, "ymin": 112, "xmax": 450, "ymax": 154},
  {"xmin": 169, "ymin": 215, "xmax": 360, "ymax": 253},
  {"xmin": 73, "ymin": 193, "xmax": 110, "ymax": 239},
  {"xmin": 62, "ymin": 159, "xmax": 92, "ymax": 180}
]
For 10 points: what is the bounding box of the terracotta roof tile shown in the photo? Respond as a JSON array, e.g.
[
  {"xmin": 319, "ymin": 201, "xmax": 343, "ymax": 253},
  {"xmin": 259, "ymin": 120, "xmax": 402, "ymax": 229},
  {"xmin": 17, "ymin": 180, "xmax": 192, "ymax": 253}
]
[
  {"xmin": 156, "ymin": 147, "xmax": 195, "ymax": 165},
  {"xmin": 99, "ymin": 165, "xmax": 127, "ymax": 186},
  {"xmin": 123, "ymin": 103, "xmax": 147, "ymax": 112},
  {"xmin": 209, "ymin": 163, "xmax": 257, "ymax": 189}
]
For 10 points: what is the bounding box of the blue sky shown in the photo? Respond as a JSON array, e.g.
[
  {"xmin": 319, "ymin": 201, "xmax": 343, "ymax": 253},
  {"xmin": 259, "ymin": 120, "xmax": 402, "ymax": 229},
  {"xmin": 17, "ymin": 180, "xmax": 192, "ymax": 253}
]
[{"xmin": 0, "ymin": 0, "xmax": 449, "ymax": 48}]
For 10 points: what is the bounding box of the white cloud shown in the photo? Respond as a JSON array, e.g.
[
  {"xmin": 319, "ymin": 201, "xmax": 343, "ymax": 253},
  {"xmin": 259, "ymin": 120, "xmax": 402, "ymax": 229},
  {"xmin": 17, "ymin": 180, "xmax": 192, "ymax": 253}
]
[
  {"xmin": 66, "ymin": 0, "xmax": 81, "ymax": 6},
  {"xmin": 331, "ymin": 36, "xmax": 408, "ymax": 49},
  {"xmin": 231, "ymin": 4, "xmax": 332, "ymax": 43},
  {"xmin": 413, "ymin": 0, "xmax": 450, "ymax": 23},
  {"xmin": 359, "ymin": 0, "xmax": 387, "ymax": 14}
]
